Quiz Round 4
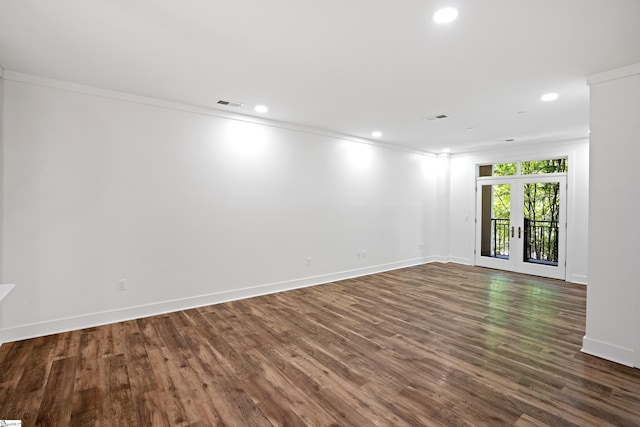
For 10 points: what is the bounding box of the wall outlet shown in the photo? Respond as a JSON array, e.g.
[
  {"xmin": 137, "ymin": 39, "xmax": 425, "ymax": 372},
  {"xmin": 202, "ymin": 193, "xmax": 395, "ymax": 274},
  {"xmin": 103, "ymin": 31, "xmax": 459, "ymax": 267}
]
[
  {"xmin": 118, "ymin": 279, "xmax": 127, "ymax": 291},
  {"xmin": 307, "ymin": 257, "xmax": 312, "ymax": 267}
]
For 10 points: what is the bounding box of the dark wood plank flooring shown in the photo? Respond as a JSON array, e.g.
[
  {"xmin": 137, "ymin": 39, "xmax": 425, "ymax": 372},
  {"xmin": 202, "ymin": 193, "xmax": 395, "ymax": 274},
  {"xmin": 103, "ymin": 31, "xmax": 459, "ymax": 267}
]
[{"xmin": 1, "ymin": 263, "xmax": 640, "ymax": 426}]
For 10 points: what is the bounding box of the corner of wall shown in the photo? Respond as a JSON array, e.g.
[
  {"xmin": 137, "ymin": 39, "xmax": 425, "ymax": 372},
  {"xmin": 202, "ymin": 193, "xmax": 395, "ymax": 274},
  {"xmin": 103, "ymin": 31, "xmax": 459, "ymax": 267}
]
[
  {"xmin": 0, "ymin": 285, "xmax": 16, "ymax": 347},
  {"xmin": 0, "ymin": 67, "xmax": 4, "ymax": 280},
  {"xmin": 568, "ymin": 274, "xmax": 588, "ymax": 285},
  {"xmin": 0, "ymin": 66, "xmax": 4, "ymax": 345},
  {"xmin": 586, "ymin": 62, "xmax": 640, "ymax": 369},
  {"xmin": 582, "ymin": 335, "xmax": 635, "ymax": 367}
]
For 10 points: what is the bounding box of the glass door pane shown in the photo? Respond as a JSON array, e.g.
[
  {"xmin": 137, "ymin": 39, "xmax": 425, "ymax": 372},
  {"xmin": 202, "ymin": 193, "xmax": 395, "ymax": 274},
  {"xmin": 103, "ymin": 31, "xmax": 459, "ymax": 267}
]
[
  {"xmin": 480, "ymin": 183, "xmax": 511, "ymax": 259},
  {"xmin": 516, "ymin": 176, "xmax": 566, "ymax": 280},
  {"xmin": 522, "ymin": 182, "xmax": 561, "ymax": 266},
  {"xmin": 476, "ymin": 181, "xmax": 516, "ymax": 272}
]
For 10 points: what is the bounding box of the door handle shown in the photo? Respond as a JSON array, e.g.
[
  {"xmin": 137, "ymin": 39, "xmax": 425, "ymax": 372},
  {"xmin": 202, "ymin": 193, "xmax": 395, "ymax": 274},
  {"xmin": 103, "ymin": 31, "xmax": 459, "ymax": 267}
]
[
  {"xmin": 511, "ymin": 226, "xmax": 514, "ymax": 238},
  {"xmin": 518, "ymin": 226, "xmax": 522, "ymax": 238}
]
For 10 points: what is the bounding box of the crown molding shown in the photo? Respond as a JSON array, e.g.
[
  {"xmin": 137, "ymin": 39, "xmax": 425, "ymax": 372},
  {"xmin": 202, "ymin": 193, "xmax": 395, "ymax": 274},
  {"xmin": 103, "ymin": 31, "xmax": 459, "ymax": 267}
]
[
  {"xmin": 2, "ymin": 70, "xmax": 434, "ymax": 158},
  {"xmin": 587, "ymin": 63, "xmax": 640, "ymax": 86}
]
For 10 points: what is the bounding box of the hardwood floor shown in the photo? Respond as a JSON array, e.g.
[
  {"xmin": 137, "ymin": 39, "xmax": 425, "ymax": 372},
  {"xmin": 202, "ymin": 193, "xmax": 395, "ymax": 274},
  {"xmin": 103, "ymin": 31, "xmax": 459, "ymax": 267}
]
[{"xmin": 1, "ymin": 263, "xmax": 640, "ymax": 426}]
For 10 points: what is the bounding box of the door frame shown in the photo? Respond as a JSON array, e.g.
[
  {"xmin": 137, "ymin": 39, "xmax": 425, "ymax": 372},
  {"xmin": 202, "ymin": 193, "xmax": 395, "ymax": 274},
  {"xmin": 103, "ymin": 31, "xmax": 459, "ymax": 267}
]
[{"xmin": 475, "ymin": 173, "xmax": 567, "ymax": 280}]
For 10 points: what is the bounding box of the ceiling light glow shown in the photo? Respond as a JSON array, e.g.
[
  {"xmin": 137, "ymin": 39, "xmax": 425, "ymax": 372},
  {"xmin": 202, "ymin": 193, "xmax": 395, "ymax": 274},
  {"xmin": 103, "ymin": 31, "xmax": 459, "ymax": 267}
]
[
  {"xmin": 372, "ymin": 131, "xmax": 382, "ymax": 138},
  {"xmin": 442, "ymin": 148, "xmax": 451, "ymax": 153},
  {"xmin": 433, "ymin": 7, "xmax": 459, "ymax": 24},
  {"xmin": 541, "ymin": 93, "xmax": 559, "ymax": 102},
  {"xmin": 255, "ymin": 105, "xmax": 269, "ymax": 113}
]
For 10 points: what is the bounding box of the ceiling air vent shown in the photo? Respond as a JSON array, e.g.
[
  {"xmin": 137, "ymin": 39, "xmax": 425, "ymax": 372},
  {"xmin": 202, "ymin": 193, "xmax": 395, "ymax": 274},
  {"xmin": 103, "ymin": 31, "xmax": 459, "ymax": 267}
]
[
  {"xmin": 422, "ymin": 114, "xmax": 449, "ymax": 122},
  {"xmin": 216, "ymin": 99, "xmax": 244, "ymax": 108}
]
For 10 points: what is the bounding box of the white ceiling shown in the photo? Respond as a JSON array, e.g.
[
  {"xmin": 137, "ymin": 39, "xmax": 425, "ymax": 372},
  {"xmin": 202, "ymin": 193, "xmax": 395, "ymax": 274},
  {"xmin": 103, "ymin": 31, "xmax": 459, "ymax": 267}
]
[{"xmin": 1, "ymin": 0, "xmax": 639, "ymax": 154}]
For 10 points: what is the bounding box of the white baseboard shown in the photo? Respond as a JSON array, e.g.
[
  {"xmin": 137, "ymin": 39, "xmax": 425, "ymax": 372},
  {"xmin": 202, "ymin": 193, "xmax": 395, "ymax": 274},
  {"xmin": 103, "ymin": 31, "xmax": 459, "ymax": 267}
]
[
  {"xmin": 568, "ymin": 274, "xmax": 588, "ymax": 285},
  {"xmin": 446, "ymin": 256, "xmax": 472, "ymax": 265},
  {"xmin": 427, "ymin": 256, "xmax": 473, "ymax": 265},
  {"xmin": 2, "ymin": 257, "xmax": 436, "ymax": 343},
  {"xmin": 582, "ymin": 336, "xmax": 635, "ymax": 368},
  {"xmin": 0, "ymin": 284, "xmax": 16, "ymax": 347}
]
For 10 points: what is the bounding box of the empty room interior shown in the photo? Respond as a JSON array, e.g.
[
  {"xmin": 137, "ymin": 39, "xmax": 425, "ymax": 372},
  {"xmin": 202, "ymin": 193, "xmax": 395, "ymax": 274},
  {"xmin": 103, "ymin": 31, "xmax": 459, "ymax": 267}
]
[{"xmin": 1, "ymin": 1, "xmax": 640, "ymax": 426}]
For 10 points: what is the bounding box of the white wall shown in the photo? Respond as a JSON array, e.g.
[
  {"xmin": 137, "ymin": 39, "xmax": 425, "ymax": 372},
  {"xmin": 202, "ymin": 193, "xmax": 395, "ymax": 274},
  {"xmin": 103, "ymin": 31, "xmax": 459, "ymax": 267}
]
[
  {"xmin": 583, "ymin": 64, "xmax": 640, "ymax": 367},
  {"xmin": 0, "ymin": 70, "xmax": 595, "ymax": 346},
  {"xmin": 0, "ymin": 65, "xmax": 4, "ymax": 278},
  {"xmin": 0, "ymin": 67, "xmax": 4, "ymax": 344},
  {"xmin": 447, "ymin": 140, "xmax": 590, "ymax": 284},
  {"xmin": 0, "ymin": 74, "xmax": 436, "ymax": 341},
  {"xmin": 433, "ymin": 154, "xmax": 451, "ymax": 260}
]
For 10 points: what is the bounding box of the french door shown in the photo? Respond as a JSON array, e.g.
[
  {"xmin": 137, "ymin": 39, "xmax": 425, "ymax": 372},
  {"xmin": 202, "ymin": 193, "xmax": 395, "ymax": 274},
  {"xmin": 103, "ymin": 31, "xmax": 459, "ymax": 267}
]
[{"xmin": 475, "ymin": 175, "xmax": 566, "ymax": 280}]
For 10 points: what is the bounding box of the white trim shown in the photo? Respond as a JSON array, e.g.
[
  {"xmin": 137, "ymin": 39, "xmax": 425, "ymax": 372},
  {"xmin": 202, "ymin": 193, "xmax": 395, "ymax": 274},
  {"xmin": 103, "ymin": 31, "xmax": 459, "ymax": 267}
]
[
  {"xmin": 0, "ymin": 284, "xmax": 15, "ymax": 346},
  {"xmin": 456, "ymin": 138, "xmax": 588, "ymax": 160},
  {"xmin": 447, "ymin": 256, "xmax": 473, "ymax": 265},
  {"xmin": 1, "ymin": 258, "xmax": 437, "ymax": 343},
  {"xmin": 476, "ymin": 172, "xmax": 568, "ymax": 182},
  {"xmin": 2, "ymin": 70, "xmax": 433, "ymax": 158},
  {"xmin": 582, "ymin": 336, "xmax": 635, "ymax": 368},
  {"xmin": 568, "ymin": 274, "xmax": 588, "ymax": 285},
  {"xmin": 636, "ymin": 242, "xmax": 640, "ymax": 369},
  {"xmin": 452, "ymin": 137, "xmax": 588, "ymax": 157},
  {"xmin": 587, "ymin": 63, "xmax": 640, "ymax": 86}
]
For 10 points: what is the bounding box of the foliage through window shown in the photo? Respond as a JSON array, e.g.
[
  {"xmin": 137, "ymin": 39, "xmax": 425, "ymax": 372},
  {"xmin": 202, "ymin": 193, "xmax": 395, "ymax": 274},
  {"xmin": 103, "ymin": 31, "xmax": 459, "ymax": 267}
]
[
  {"xmin": 493, "ymin": 163, "xmax": 517, "ymax": 176},
  {"xmin": 479, "ymin": 158, "xmax": 567, "ymax": 177},
  {"xmin": 523, "ymin": 182, "xmax": 561, "ymax": 264},
  {"xmin": 479, "ymin": 163, "xmax": 516, "ymax": 177},
  {"xmin": 521, "ymin": 158, "xmax": 568, "ymax": 175}
]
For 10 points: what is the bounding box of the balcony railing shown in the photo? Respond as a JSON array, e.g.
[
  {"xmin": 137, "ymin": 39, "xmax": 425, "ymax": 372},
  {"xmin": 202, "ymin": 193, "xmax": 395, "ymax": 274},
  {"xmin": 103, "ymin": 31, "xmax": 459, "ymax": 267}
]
[
  {"xmin": 491, "ymin": 218, "xmax": 510, "ymax": 257},
  {"xmin": 490, "ymin": 218, "xmax": 559, "ymax": 265},
  {"xmin": 523, "ymin": 218, "xmax": 559, "ymax": 265}
]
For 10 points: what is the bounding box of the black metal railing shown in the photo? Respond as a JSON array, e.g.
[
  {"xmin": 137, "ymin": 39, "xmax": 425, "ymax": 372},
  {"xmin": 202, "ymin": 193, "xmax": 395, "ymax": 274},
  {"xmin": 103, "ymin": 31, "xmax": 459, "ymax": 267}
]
[
  {"xmin": 489, "ymin": 218, "xmax": 559, "ymax": 265},
  {"xmin": 524, "ymin": 218, "xmax": 559, "ymax": 265},
  {"xmin": 490, "ymin": 218, "xmax": 510, "ymax": 257}
]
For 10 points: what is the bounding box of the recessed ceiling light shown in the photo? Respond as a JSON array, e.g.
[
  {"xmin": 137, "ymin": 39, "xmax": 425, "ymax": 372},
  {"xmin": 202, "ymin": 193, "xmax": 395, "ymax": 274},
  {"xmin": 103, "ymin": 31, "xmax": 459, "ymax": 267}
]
[
  {"xmin": 433, "ymin": 7, "xmax": 459, "ymax": 24},
  {"xmin": 372, "ymin": 131, "xmax": 382, "ymax": 138},
  {"xmin": 465, "ymin": 127, "xmax": 476, "ymax": 131},
  {"xmin": 541, "ymin": 93, "xmax": 559, "ymax": 102},
  {"xmin": 255, "ymin": 105, "xmax": 269, "ymax": 113}
]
